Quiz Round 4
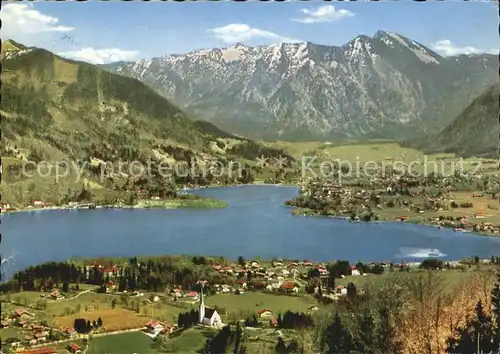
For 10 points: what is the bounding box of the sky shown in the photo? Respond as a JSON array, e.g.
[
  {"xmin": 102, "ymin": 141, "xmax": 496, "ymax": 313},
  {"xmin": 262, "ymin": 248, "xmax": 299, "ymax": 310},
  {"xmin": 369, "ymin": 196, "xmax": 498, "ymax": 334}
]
[{"xmin": 1, "ymin": 1, "xmax": 498, "ymax": 64}]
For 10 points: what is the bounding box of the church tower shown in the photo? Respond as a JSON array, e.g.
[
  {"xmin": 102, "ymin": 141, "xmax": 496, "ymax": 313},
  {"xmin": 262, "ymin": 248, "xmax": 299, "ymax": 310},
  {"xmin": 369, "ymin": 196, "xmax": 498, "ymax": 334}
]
[{"xmin": 198, "ymin": 285, "xmax": 205, "ymax": 324}]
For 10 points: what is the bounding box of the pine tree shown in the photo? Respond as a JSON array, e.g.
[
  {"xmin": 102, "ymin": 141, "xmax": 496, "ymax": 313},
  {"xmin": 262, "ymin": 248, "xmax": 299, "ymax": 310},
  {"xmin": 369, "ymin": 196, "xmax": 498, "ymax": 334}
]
[
  {"xmin": 354, "ymin": 308, "xmax": 376, "ymax": 353},
  {"xmin": 347, "ymin": 282, "xmax": 357, "ymax": 297},
  {"xmin": 376, "ymin": 307, "xmax": 402, "ymax": 354},
  {"xmin": 275, "ymin": 337, "xmax": 287, "ymax": 354},
  {"xmin": 325, "ymin": 312, "xmax": 352, "ymax": 354},
  {"xmin": 233, "ymin": 321, "xmax": 242, "ymax": 354}
]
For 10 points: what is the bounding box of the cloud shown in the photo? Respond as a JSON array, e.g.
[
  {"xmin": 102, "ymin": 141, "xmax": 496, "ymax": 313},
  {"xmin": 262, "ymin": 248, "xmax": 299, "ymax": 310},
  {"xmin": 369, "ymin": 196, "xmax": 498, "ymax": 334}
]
[
  {"xmin": 1, "ymin": 3, "xmax": 74, "ymax": 38},
  {"xmin": 293, "ymin": 5, "xmax": 354, "ymax": 24},
  {"xmin": 58, "ymin": 48, "xmax": 140, "ymax": 64},
  {"xmin": 207, "ymin": 24, "xmax": 299, "ymax": 45},
  {"xmin": 431, "ymin": 39, "xmax": 495, "ymax": 56}
]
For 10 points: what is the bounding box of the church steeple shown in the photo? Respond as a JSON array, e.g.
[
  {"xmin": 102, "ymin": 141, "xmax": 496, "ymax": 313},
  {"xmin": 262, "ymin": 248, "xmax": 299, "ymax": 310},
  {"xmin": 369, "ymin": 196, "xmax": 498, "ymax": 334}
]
[{"xmin": 199, "ymin": 284, "xmax": 205, "ymax": 324}]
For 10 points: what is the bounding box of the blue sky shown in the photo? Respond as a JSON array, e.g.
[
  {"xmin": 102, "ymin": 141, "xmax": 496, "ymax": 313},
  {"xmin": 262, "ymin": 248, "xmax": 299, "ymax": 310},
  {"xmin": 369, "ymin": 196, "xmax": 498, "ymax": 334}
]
[{"xmin": 2, "ymin": 1, "xmax": 498, "ymax": 64}]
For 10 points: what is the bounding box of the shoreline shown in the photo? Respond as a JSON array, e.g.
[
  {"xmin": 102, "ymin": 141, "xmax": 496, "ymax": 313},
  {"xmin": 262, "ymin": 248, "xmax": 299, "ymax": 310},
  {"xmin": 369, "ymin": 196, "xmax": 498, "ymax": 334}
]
[
  {"xmin": 1, "ymin": 197, "xmax": 228, "ymax": 215},
  {"xmin": 1, "ymin": 183, "xmax": 295, "ymax": 215},
  {"xmin": 4, "ymin": 184, "xmax": 498, "ymax": 239},
  {"xmin": 287, "ymin": 206, "xmax": 500, "ymax": 238}
]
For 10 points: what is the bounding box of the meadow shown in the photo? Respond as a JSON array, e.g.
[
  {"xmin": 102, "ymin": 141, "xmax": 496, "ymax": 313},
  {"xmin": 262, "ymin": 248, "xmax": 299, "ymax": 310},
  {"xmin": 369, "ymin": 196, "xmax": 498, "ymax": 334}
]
[
  {"xmin": 205, "ymin": 292, "xmax": 315, "ymax": 322},
  {"xmin": 266, "ymin": 139, "xmax": 498, "ymax": 176},
  {"xmin": 86, "ymin": 331, "xmax": 156, "ymax": 354}
]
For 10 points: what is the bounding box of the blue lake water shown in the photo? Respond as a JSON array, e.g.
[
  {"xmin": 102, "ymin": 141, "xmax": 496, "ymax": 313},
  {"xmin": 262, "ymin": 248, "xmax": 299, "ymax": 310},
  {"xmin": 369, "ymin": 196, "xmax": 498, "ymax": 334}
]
[{"xmin": 2, "ymin": 185, "xmax": 500, "ymax": 279}]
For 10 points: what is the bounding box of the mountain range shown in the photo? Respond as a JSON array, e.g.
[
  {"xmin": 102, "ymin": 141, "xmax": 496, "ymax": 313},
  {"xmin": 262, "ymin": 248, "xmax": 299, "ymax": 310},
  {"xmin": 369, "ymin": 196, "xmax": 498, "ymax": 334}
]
[{"xmin": 105, "ymin": 31, "xmax": 497, "ymax": 141}]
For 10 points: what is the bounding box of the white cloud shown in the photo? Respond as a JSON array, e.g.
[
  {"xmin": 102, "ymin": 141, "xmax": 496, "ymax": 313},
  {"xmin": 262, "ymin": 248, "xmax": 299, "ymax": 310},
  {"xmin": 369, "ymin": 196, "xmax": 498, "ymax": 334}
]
[
  {"xmin": 58, "ymin": 48, "xmax": 140, "ymax": 64},
  {"xmin": 207, "ymin": 24, "xmax": 299, "ymax": 44},
  {"xmin": 1, "ymin": 3, "xmax": 74, "ymax": 38},
  {"xmin": 293, "ymin": 5, "xmax": 354, "ymax": 24},
  {"xmin": 431, "ymin": 39, "xmax": 495, "ymax": 56}
]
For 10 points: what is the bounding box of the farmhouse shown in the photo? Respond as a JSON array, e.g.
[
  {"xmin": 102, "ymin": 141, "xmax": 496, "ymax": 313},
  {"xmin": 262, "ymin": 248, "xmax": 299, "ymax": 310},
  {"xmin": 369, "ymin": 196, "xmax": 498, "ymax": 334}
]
[
  {"xmin": 32, "ymin": 200, "xmax": 44, "ymax": 208},
  {"xmin": 145, "ymin": 320, "xmax": 165, "ymax": 337},
  {"xmin": 67, "ymin": 342, "xmax": 83, "ymax": 353},
  {"xmin": 60, "ymin": 327, "xmax": 77, "ymax": 338},
  {"xmin": 186, "ymin": 291, "xmax": 199, "ymax": 301},
  {"xmin": 280, "ymin": 281, "xmax": 299, "ymax": 294},
  {"xmin": 50, "ymin": 289, "xmax": 64, "ymax": 300},
  {"xmin": 257, "ymin": 309, "xmax": 273, "ymax": 319},
  {"xmin": 105, "ymin": 281, "xmax": 116, "ymax": 293},
  {"xmin": 13, "ymin": 308, "xmax": 34, "ymax": 319}
]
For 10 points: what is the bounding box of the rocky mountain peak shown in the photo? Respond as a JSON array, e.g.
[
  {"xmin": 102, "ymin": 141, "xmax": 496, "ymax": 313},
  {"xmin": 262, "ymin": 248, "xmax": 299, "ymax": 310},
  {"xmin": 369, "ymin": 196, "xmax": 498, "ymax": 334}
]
[{"xmin": 103, "ymin": 31, "xmax": 496, "ymax": 141}]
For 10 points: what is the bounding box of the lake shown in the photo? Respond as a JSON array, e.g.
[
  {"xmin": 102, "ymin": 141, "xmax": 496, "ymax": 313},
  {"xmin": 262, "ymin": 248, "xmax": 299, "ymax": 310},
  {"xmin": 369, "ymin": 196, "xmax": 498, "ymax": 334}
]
[{"xmin": 2, "ymin": 185, "xmax": 500, "ymax": 279}]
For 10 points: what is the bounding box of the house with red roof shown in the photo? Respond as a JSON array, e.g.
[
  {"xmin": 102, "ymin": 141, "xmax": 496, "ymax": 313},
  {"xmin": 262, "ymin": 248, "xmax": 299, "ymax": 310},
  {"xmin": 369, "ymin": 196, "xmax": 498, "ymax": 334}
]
[
  {"xmin": 32, "ymin": 200, "xmax": 45, "ymax": 208},
  {"xmin": 185, "ymin": 291, "xmax": 199, "ymax": 300},
  {"xmin": 98, "ymin": 266, "xmax": 119, "ymax": 278},
  {"xmin": 280, "ymin": 281, "xmax": 299, "ymax": 293},
  {"xmin": 145, "ymin": 320, "xmax": 166, "ymax": 337},
  {"xmin": 336, "ymin": 285, "xmax": 348, "ymax": 295},
  {"xmin": 60, "ymin": 327, "xmax": 77, "ymax": 338},
  {"xmin": 67, "ymin": 342, "xmax": 83, "ymax": 354},
  {"xmin": 105, "ymin": 281, "xmax": 116, "ymax": 293},
  {"xmin": 257, "ymin": 309, "xmax": 273, "ymax": 318},
  {"xmin": 13, "ymin": 307, "xmax": 34, "ymax": 319}
]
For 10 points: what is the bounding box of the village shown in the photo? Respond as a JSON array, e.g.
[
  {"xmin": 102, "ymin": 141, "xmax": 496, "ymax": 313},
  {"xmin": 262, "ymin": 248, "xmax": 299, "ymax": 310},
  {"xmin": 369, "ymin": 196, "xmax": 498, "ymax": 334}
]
[
  {"xmin": 2, "ymin": 253, "xmax": 497, "ymax": 354},
  {"xmin": 288, "ymin": 165, "xmax": 500, "ymax": 235}
]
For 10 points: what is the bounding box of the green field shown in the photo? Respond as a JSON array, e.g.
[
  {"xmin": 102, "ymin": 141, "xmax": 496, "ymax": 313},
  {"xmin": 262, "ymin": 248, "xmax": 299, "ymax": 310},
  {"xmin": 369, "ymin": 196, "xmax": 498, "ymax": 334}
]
[
  {"xmin": 87, "ymin": 331, "xmax": 156, "ymax": 354},
  {"xmin": 160, "ymin": 328, "xmax": 214, "ymax": 354},
  {"xmin": 205, "ymin": 292, "xmax": 315, "ymax": 321},
  {"xmin": 265, "ymin": 140, "xmax": 498, "ymax": 175},
  {"xmin": 336, "ymin": 267, "xmax": 490, "ymax": 292}
]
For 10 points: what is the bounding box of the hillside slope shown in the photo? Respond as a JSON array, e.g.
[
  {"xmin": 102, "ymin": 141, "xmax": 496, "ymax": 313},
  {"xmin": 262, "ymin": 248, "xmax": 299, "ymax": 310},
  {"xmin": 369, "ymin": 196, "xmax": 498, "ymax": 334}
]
[
  {"xmin": 104, "ymin": 31, "xmax": 496, "ymax": 141},
  {"xmin": 0, "ymin": 40, "xmax": 291, "ymax": 206},
  {"xmin": 1, "ymin": 40, "xmax": 290, "ymax": 161},
  {"xmin": 409, "ymin": 83, "xmax": 500, "ymax": 158}
]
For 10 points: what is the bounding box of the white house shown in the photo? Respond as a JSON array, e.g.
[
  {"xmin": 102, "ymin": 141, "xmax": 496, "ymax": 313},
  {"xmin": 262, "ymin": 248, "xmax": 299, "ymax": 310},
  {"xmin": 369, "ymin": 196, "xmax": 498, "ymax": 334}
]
[
  {"xmin": 199, "ymin": 287, "xmax": 222, "ymax": 327},
  {"xmin": 351, "ymin": 269, "xmax": 361, "ymax": 276},
  {"xmin": 32, "ymin": 200, "xmax": 44, "ymax": 208}
]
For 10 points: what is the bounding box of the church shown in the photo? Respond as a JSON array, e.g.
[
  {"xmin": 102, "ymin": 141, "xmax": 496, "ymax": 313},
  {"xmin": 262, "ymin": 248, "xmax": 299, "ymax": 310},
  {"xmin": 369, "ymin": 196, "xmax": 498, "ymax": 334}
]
[{"xmin": 198, "ymin": 286, "xmax": 222, "ymax": 327}]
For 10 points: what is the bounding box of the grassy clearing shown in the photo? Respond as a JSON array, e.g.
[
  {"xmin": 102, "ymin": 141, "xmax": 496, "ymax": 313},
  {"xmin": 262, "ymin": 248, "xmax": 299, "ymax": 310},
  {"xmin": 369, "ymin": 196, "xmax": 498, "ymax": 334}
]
[
  {"xmin": 54, "ymin": 308, "xmax": 149, "ymax": 332},
  {"xmin": 87, "ymin": 331, "xmax": 155, "ymax": 354},
  {"xmin": 267, "ymin": 140, "xmax": 497, "ymax": 176},
  {"xmin": 0, "ymin": 326, "xmax": 24, "ymax": 341},
  {"xmin": 136, "ymin": 197, "xmax": 227, "ymax": 209},
  {"xmin": 264, "ymin": 141, "xmax": 326, "ymax": 158},
  {"xmin": 335, "ymin": 267, "xmax": 488, "ymax": 292},
  {"xmin": 161, "ymin": 328, "xmax": 213, "ymax": 353},
  {"xmin": 205, "ymin": 292, "xmax": 315, "ymax": 321}
]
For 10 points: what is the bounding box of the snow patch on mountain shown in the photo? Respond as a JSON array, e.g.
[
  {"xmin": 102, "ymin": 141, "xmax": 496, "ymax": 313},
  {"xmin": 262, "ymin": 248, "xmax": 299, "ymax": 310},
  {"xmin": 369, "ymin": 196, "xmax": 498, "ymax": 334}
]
[{"xmin": 105, "ymin": 31, "xmax": 497, "ymax": 140}]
